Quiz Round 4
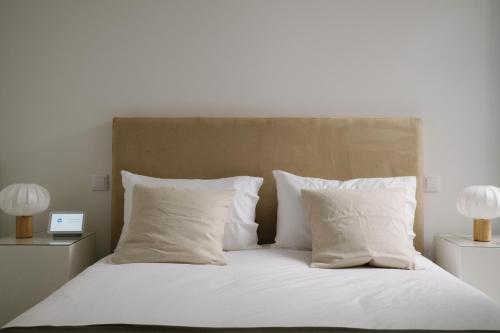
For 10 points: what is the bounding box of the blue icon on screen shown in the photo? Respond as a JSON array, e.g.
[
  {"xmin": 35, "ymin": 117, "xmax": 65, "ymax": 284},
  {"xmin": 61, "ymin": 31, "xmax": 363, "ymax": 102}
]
[{"xmin": 57, "ymin": 218, "xmax": 63, "ymax": 223}]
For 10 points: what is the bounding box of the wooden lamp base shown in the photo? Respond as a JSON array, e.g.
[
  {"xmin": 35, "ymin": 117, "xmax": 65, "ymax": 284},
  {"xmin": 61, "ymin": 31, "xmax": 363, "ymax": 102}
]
[
  {"xmin": 473, "ymin": 219, "xmax": 491, "ymax": 242},
  {"xmin": 16, "ymin": 216, "xmax": 33, "ymax": 238}
]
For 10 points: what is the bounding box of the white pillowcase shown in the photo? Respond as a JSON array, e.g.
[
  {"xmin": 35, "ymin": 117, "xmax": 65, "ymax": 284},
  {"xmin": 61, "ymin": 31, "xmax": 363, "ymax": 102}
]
[
  {"xmin": 273, "ymin": 170, "xmax": 417, "ymax": 250},
  {"xmin": 118, "ymin": 171, "xmax": 263, "ymax": 251}
]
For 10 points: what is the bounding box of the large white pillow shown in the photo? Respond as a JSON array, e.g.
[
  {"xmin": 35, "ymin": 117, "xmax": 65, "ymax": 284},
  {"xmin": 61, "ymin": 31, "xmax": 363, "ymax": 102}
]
[
  {"xmin": 273, "ymin": 170, "xmax": 417, "ymax": 250},
  {"xmin": 118, "ymin": 171, "xmax": 263, "ymax": 251}
]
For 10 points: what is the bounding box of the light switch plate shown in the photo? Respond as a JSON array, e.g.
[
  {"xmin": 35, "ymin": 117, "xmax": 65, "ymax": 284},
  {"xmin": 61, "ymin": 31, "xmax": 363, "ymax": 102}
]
[
  {"xmin": 91, "ymin": 174, "xmax": 109, "ymax": 191},
  {"xmin": 424, "ymin": 175, "xmax": 441, "ymax": 192}
]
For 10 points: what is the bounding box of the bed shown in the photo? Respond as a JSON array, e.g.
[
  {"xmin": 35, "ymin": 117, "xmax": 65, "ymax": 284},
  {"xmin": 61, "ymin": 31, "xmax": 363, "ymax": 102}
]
[{"xmin": 3, "ymin": 118, "xmax": 500, "ymax": 332}]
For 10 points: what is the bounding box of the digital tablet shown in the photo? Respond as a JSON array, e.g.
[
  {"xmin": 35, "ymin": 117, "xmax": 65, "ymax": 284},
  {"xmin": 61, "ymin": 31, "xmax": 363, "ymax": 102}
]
[{"xmin": 48, "ymin": 211, "xmax": 85, "ymax": 235}]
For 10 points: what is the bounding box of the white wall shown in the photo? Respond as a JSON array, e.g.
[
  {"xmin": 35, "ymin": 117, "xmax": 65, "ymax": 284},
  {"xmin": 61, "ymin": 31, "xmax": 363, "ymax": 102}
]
[
  {"xmin": 0, "ymin": 0, "xmax": 498, "ymax": 258},
  {"xmin": 492, "ymin": 0, "xmax": 500, "ymax": 190}
]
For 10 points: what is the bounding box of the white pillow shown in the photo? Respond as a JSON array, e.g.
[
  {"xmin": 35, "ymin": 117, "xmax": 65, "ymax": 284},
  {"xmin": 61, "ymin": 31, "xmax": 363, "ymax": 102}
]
[
  {"xmin": 118, "ymin": 171, "xmax": 263, "ymax": 251},
  {"xmin": 273, "ymin": 170, "xmax": 417, "ymax": 250}
]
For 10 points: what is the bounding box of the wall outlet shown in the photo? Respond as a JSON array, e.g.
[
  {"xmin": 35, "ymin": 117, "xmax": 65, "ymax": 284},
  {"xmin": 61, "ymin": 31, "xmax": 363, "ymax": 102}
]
[
  {"xmin": 424, "ymin": 175, "xmax": 441, "ymax": 193},
  {"xmin": 91, "ymin": 174, "xmax": 109, "ymax": 191}
]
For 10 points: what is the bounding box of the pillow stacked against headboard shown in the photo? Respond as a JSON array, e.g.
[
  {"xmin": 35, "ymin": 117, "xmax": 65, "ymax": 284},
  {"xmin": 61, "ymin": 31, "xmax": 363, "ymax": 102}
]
[
  {"xmin": 113, "ymin": 185, "xmax": 235, "ymax": 265},
  {"xmin": 117, "ymin": 171, "xmax": 263, "ymax": 252},
  {"xmin": 273, "ymin": 170, "xmax": 417, "ymax": 269},
  {"xmin": 114, "ymin": 170, "xmax": 417, "ymax": 269}
]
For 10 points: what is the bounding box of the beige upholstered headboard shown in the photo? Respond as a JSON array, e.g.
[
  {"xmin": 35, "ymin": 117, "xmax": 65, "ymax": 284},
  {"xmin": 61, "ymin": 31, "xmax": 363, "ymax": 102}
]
[{"xmin": 112, "ymin": 118, "xmax": 424, "ymax": 252}]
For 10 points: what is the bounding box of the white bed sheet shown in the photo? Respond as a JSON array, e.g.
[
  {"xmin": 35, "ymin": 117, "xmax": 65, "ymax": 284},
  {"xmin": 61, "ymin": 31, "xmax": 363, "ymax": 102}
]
[{"xmin": 6, "ymin": 248, "xmax": 500, "ymax": 330}]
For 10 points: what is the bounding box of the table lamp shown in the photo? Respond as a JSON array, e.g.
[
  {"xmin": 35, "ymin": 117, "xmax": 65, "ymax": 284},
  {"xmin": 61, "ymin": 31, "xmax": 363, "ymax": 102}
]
[
  {"xmin": 457, "ymin": 185, "xmax": 500, "ymax": 242},
  {"xmin": 0, "ymin": 183, "xmax": 50, "ymax": 238}
]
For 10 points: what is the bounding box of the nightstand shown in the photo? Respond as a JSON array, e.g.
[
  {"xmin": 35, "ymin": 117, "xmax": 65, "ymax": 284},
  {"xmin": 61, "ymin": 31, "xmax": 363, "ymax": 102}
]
[
  {"xmin": 0, "ymin": 232, "xmax": 96, "ymax": 326},
  {"xmin": 434, "ymin": 234, "xmax": 500, "ymax": 303}
]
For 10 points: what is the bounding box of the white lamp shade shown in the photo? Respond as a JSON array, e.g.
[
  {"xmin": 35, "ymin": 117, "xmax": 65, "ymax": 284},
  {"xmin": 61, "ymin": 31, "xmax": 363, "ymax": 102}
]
[
  {"xmin": 0, "ymin": 183, "xmax": 50, "ymax": 216},
  {"xmin": 457, "ymin": 185, "xmax": 500, "ymax": 219}
]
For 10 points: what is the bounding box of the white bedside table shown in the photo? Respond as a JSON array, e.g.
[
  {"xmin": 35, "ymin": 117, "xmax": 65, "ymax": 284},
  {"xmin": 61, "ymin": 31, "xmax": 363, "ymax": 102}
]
[
  {"xmin": 0, "ymin": 231, "xmax": 96, "ymax": 326},
  {"xmin": 434, "ymin": 234, "xmax": 500, "ymax": 303}
]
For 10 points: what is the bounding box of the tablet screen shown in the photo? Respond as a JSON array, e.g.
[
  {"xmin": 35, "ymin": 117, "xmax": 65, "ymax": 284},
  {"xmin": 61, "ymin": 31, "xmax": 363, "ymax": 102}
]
[{"xmin": 49, "ymin": 212, "xmax": 84, "ymax": 233}]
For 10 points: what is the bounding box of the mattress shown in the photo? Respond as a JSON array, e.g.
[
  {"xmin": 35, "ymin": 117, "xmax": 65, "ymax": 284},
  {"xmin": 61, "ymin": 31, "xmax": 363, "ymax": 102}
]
[{"xmin": 5, "ymin": 248, "xmax": 500, "ymax": 330}]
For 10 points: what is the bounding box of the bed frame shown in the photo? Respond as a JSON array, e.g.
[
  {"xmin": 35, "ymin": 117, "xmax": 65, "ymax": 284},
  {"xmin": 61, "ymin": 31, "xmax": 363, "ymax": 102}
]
[{"xmin": 111, "ymin": 118, "xmax": 424, "ymax": 252}]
